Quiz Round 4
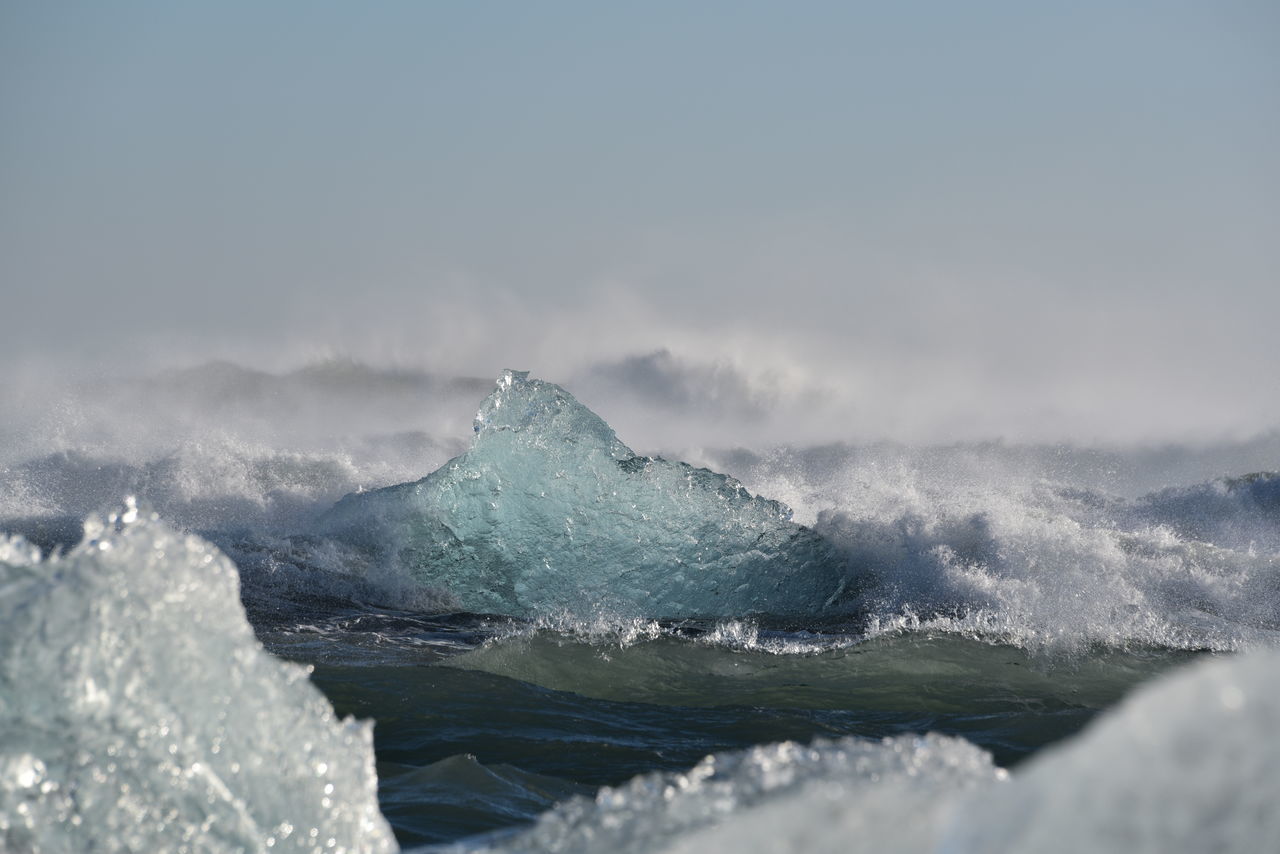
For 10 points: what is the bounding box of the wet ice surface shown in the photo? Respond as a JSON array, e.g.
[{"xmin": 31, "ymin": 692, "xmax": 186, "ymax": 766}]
[
  {"xmin": 0, "ymin": 504, "xmax": 395, "ymax": 854},
  {"xmin": 318, "ymin": 371, "xmax": 852, "ymax": 620}
]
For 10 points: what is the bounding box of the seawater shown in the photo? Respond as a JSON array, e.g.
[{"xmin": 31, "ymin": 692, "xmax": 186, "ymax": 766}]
[{"xmin": 2, "ymin": 364, "xmax": 1279, "ymax": 852}]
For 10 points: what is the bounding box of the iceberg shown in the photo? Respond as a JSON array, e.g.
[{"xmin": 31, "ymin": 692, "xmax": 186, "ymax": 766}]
[
  {"xmin": 318, "ymin": 371, "xmax": 853, "ymax": 619},
  {"xmin": 0, "ymin": 501, "xmax": 396, "ymax": 854}
]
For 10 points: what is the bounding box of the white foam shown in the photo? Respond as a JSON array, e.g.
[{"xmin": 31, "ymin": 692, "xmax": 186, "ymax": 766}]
[{"xmin": 710, "ymin": 447, "xmax": 1280, "ymax": 651}]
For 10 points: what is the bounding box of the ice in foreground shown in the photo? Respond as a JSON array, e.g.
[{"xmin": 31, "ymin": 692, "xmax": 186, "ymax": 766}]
[
  {"xmin": 431, "ymin": 647, "xmax": 1279, "ymax": 854},
  {"xmin": 0, "ymin": 502, "xmax": 396, "ymax": 854},
  {"xmin": 320, "ymin": 371, "xmax": 852, "ymax": 618}
]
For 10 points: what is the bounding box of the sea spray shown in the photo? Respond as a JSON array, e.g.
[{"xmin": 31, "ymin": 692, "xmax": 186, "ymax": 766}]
[{"xmin": 5, "ymin": 364, "xmax": 1280, "ymax": 849}]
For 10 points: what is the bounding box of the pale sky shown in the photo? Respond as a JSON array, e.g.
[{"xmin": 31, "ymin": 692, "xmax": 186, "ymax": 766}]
[{"xmin": 2, "ymin": 1, "xmax": 1277, "ymax": 442}]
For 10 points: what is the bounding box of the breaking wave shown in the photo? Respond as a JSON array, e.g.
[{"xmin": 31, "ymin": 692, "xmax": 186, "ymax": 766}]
[
  {"xmin": 306, "ymin": 371, "xmax": 1280, "ymax": 653},
  {"xmin": 5, "ymin": 364, "xmax": 1280, "ymax": 851}
]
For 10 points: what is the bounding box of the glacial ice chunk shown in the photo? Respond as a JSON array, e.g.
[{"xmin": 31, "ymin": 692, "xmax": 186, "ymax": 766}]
[
  {"xmin": 0, "ymin": 501, "xmax": 396, "ymax": 854},
  {"xmin": 319, "ymin": 370, "xmax": 852, "ymax": 619}
]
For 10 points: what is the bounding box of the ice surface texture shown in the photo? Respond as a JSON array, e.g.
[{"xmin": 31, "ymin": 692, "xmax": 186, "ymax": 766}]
[
  {"xmin": 0, "ymin": 501, "xmax": 396, "ymax": 854},
  {"xmin": 433, "ymin": 732, "xmax": 1001, "ymax": 854},
  {"xmin": 319, "ymin": 371, "xmax": 852, "ymax": 619}
]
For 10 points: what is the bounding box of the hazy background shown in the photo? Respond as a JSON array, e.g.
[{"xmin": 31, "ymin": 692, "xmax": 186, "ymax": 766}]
[{"xmin": 3, "ymin": 0, "xmax": 1277, "ymax": 445}]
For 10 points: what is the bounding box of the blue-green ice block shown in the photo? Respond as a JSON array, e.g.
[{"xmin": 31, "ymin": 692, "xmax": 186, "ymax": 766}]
[{"xmin": 319, "ymin": 370, "xmax": 854, "ymax": 619}]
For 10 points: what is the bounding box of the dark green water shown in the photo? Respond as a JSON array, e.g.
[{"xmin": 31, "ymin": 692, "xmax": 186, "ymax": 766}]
[{"xmin": 297, "ymin": 627, "xmax": 1199, "ymax": 848}]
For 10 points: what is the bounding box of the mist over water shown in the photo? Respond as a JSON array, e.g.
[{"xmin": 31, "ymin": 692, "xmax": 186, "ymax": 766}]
[
  {"xmin": 3, "ymin": 356, "xmax": 1278, "ymax": 850},
  {"xmin": 4, "ymin": 359, "xmax": 1277, "ymax": 648},
  {"xmin": 5, "ymin": 349, "xmax": 1280, "ymax": 469},
  {"xmin": 4, "ymin": 2, "xmax": 1278, "ymax": 848}
]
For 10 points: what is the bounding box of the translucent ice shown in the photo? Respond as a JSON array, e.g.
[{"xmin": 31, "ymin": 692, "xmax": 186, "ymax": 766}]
[
  {"xmin": 319, "ymin": 371, "xmax": 852, "ymax": 619},
  {"xmin": 0, "ymin": 501, "xmax": 396, "ymax": 854}
]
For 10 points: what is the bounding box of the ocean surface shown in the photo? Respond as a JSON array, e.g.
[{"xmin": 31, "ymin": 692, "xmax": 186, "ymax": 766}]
[{"xmin": 2, "ymin": 363, "xmax": 1278, "ymax": 852}]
